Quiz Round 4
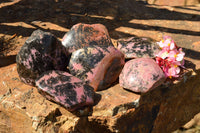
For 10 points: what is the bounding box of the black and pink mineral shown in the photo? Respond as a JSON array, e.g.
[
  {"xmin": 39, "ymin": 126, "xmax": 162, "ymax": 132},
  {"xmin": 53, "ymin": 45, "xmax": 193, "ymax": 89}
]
[
  {"xmin": 16, "ymin": 29, "xmax": 69, "ymax": 86},
  {"xmin": 35, "ymin": 70, "xmax": 95, "ymax": 111},
  {"xmin": 69, "ymin": 45, "xmax": 125, "ymax": 91},
  {"xmin": 62, "ymin": 23, "xmax": 113, "ymax": 53},
  {"xmin": 119, "ymin": 58, "xmax": 166, "ymax": 93},
  {"xmin": 117, "ymin": 37, "xmax": 160, "ymax": 59}
]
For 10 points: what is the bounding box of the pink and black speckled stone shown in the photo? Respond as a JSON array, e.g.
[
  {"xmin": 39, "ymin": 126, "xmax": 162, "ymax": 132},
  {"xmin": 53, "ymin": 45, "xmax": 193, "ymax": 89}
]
[
  {"xmin": 35, "ymin": 70, "xmax": 95, "ymax": 111},
  {"xmin": 119, "ymin": 58, "xmax": 166, "ymax": 93},
  {"xmin": 117, "ymin": 37, "xmax": 160, "ymax": 59},
  {"xmin": 62, "ymin": 23, "xmax": 113, "ymax": 53},
  {"xmin": 69, "ymin": 45, "xmax": 125, "ymax": 91},
  {"xmin": 16, "ymin": 29, "xmax": 69, "ymax": 86}
]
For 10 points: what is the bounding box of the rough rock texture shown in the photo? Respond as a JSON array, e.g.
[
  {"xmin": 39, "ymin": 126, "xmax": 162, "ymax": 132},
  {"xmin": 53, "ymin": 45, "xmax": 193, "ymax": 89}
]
[
  {"xmin": 16, "ymin": 30, "xmax": 69, "ymax": 86},
  {"xmin": 119, "ymin": 58, "xmax": 166, "ymax": 93},
  {"xmin": 147, "ymin": 0, "xmax": 200, "ymax": 6},
  {"xmin": 62, "ymin": 23, "xmax": 113, "ymax": 53},
  {"xmin": 117, "ymin": 37, "xmax": 160, "ymax": 59},
  {"xmin": 1, "ymin": 0, "xmax": 200, "ymax": 133},
  {"xmin": 0, "ymin": 62, "xmax": 199, "ymax": 133},
  {"xmin": 0, "ymin": 64, "xmax": 63, "ymax": 133},
  {"xmin": 35, "ymin": 70, "xmax": 95, "ymax": 111},
  {"xmin": 69, "ymin": 45, "xmax": 125, "ymax": 91}
]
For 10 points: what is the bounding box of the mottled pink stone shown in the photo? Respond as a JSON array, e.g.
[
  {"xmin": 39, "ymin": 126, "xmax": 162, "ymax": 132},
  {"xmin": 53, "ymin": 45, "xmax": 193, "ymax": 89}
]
[
  {"xmin": 117, "ymin": 37, "xmax": 160, "ymax": 59},
  {"xmin": 62, "ymin": 23, "xmax": 113, "ymax": 53},
  {"xmin": 35, "ymin": 70, "xmax": 95, "ymax": 111},
  {"xmin": 69, "ymin": 45, "xmax": 125, "ymax": 91},
  {"xmin": 16, "ymin": 29, "xmax": 69, "ymax": 86},
  {"xmin": 119, "ymin": 58, "xmax": 166, "ymax": 93}
]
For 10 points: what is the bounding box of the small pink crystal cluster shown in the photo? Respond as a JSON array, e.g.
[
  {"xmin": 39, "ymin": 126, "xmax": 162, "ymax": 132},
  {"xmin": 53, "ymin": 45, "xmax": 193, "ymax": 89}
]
[{"xmin": 156, "ymin": 36, "xmax": 185, "ymax": 78}]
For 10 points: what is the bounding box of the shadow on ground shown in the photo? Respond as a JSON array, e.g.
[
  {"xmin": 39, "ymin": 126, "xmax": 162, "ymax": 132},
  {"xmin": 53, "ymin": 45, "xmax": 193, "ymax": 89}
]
[
  {"xmin": 0, "ymin": 0, "xmax": 199, "ymax": 67},
  {"xmin": 0, "ymin": 0, "xmax": 199, "ymax": 38}
]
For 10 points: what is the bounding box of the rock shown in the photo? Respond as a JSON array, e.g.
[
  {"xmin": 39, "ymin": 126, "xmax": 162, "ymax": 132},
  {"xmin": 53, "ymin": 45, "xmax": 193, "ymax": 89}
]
[
  {"xmin": 119, "ymin": 58, "xmax": 166, "ymax": 93},
  {"xmin": 59, "ymin": 83, "xmax": 141, "ymax": 133},
  {"xmin": 35, "ymin": 70, "xmax": 95, "ymax": 111},
  {"xmin": 68, "ymin": 45, "xmax": 125, "ymax": 91},
  {"xmin": 1, "ymin": 0, "xmax": 200, "ymax": 132},
  {"xmin": 183, "ymin": 113, "xmax": 200, "ymax": 129},
  {"xmin": 16, "ymin": 29, "xmax": 69, "ymax": 86},
  {"xmin": 117, "ymin": 37, "xmax": 160, "ymax": 59},
  {"xmin": 0, "ymin": 64, "xmax": 64, "ymax": 133},
  {"xmin": 0, "ymin": 56, "xmax": 200, "ymax": 133},
  {"xmin": 147, "ymin": 0, "xmax": 200, "ymax": 6},
  {"xmin": 62, "ymin": 23, "xmax": 113, "ymax": 53},
  {"xmin": 59, "ymin": 69, "xmax": 200, "ymax": 133}
]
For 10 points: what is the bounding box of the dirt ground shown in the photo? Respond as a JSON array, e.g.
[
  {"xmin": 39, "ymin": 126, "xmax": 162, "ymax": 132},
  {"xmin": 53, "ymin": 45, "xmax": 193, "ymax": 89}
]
[{"xmin": 0, "ymin": 0, "xmax": 200, "ymax": 132}]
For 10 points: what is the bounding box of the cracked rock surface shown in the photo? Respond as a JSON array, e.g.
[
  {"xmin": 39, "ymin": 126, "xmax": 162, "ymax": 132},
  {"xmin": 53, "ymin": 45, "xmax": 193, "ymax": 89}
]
[{"xmin": 0, "ymin": 0, "xmax": 200, "ymax": 132}]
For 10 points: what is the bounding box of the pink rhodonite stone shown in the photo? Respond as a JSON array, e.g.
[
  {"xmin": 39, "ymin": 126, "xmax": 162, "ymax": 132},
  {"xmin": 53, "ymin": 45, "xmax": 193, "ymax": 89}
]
[
  {"xmin": 119, "ymin": 58, "xmax": 166, "ymax": 93},
  {"xmin": 62, "ymin": 23, "xmax": 113, "ymax": 53},
  {"xmin": 117, "ymin": 37, "xmax": 160, "ymax": 59},
  {"xmin": 69, "ymin": 45, "xmax": 125, "ymax": 91},
  {"xmin": 16, "ymin": 29, "xmax": 69, "ymax": 86},
  {"xmin": 35, "ymin": 70, "xmax": 95, "ymax": 111}
]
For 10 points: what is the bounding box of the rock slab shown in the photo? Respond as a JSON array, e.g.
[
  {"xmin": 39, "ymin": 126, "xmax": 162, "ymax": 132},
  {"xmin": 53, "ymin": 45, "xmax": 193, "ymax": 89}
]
[
  {"xmin": 35, "ymin": 70, "xmax": 95, "ymax": 111},
  {"xmin": 119, "ymin": 58, "xmax": 166, "ymax": 93},
  {"xmin": 16, "ymin": 29, "xmax": 69, "ymax": 86},
  {"xmin": 69, "ymin": 45, "xmax": 125, "ymax": 91}
]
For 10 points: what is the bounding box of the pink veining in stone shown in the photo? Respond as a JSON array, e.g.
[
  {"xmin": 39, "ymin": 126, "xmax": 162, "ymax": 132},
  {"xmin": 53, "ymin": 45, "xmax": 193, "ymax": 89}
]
[
  {"xmin": 69, "ymin": 45, "xmax": 125, "ymax": 91},
  {"xmin": 117, "ymin": 37, "xmax": 160, "ymax": 59},
  {"xmin": 62, "ymin": 23, "xmax": 113, "ymax": 53},
  {"xmin": 119, "ymin": 58, "xmax": 166, "ymax": 93},
  {"xmin": 16, "ymin": 29, "xmax": 69, "ymax": 86},
  {"xmin": 35, "ymin": 70, "xmax": 95, "ymax": 111}
]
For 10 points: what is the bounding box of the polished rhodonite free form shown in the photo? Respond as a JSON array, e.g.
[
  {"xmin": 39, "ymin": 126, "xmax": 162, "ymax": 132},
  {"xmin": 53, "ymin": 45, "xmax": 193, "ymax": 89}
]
[
  {"xmin": 16, "ymin": 29, "xmax": 69, "ymax": 86},
  {"xmin": 119, "ymin": 58, "xmax": 166, "ymax": 93},
  {"xmin": 69, "ymin": 45, "xmax": 125, "ymax": 91},
  {"xmin": 117, "ymin": 37, "xmax": 160, "ymax": 59},
  {"xmin": 35, "ymin": 70, "xmax": 95, "ymax": 111},
  {"xmin": 62, "ymin": 23, "xmax": 113, "ymax": 53}
]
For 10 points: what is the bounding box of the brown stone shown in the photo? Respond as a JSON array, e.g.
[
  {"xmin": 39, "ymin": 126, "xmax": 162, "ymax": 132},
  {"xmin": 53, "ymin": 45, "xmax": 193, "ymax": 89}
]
[
  {"xmin": 147, "ymin": 0, "xmax": 200, "ymax": 6},
  {"xmin": 1, "ymin": 60, "xmax": 200, "ymax": 133},
  {"xmin": 0, "ymin": 64, "xmax": 65, "ymax": 132},
  {"xmin": 183, "ymin": 113, "xmax": 200, "ymax": 129},
  {"xmin": 1, "ymin": 0, "xmax": 200, "ymax": 132}
]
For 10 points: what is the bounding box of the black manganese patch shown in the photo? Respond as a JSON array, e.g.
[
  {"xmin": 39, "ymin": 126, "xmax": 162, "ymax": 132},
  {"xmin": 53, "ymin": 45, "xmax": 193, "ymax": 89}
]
[
  {"xmin": 16, "ymin": 29, "xmax": 69, "ymax": 86},
  {"xmin": 35, "ymin": 70, "xmax": 95, "ymax": 111}
]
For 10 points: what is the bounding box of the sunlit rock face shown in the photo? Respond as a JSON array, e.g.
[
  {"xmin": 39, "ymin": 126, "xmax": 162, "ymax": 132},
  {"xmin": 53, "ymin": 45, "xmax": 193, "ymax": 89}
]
[
  {"xmin": 62, "ymin": 23, "xmax": 113, "ymax": 54},
  {"xmin": 119, "ymin": 58, "xmax": 166, "ymax": 93},
  {"xmin": 16, "ymin": 29, "xmax": 69, "ymax": 86},
  {"xmin": 35, "ymin": 70, "xmax": 95, "ymax": 111},
  {"xmin": 69, "ymin": 45, "xmax": 125, "ymax": 91},
  {"xmin": 117, "ymin": 37, "xmax": 160, "ymax": 59},
  {"xmin": 147, "ymin": 0, "xmax": 200, "ymax": 6}
]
